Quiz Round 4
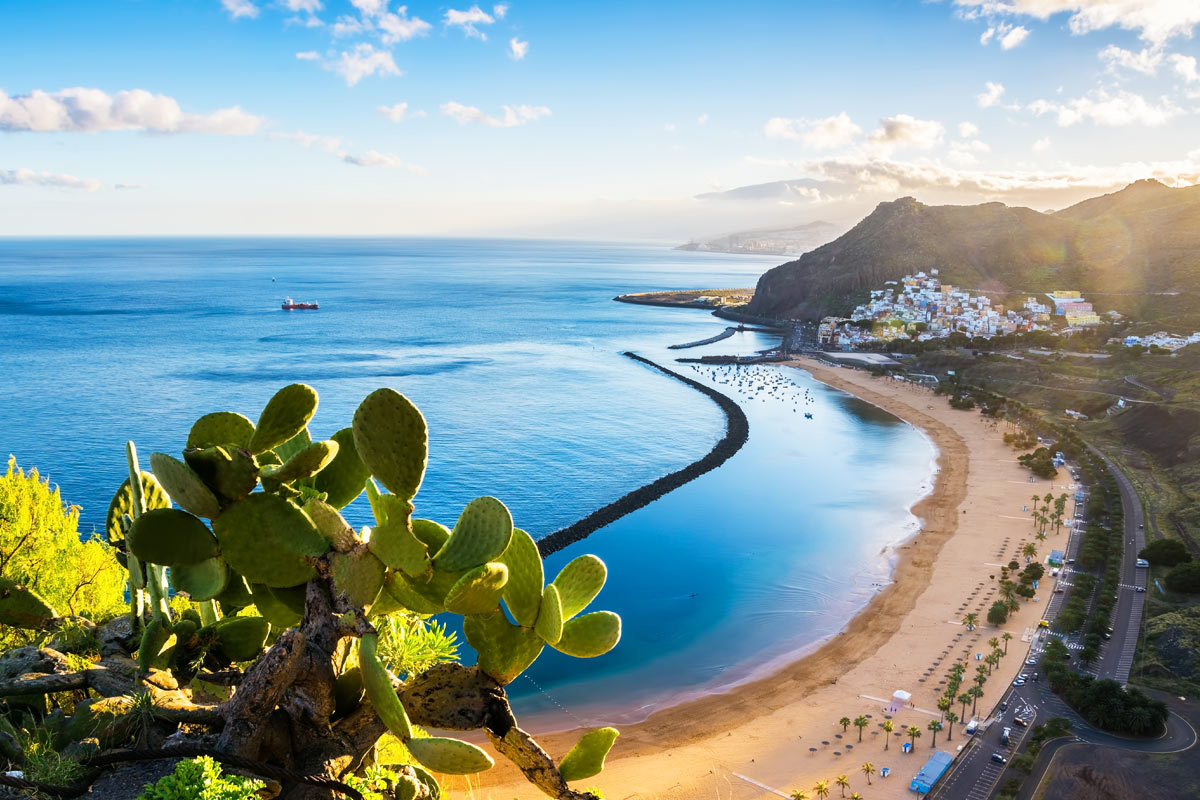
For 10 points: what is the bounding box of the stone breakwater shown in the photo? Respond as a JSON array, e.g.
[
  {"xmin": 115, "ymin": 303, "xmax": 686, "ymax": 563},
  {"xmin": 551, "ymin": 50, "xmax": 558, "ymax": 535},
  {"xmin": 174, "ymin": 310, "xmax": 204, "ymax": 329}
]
[{"xmin": 537, "ymin": 351, "xmax": 750, "ymax": 557}]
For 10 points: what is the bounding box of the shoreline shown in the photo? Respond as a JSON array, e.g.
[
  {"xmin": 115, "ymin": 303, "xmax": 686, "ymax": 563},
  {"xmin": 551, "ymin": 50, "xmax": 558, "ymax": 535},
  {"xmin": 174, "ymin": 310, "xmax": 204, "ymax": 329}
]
[{"xmin": 481, "ymin": 355, "xmax": 1064, "ymax": 800}]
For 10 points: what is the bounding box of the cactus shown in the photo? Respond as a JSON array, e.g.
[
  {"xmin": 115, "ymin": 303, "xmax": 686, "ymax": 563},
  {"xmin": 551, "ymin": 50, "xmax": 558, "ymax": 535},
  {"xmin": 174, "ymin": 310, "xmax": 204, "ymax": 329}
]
[
  {"xmin": 352, "ymin": 388, "xmax": 427, "ymax": 501},
  {"xmin": 259, "ymin": 439, "xmax": 339, "ymax": 483},
  {"xmin": 498, "ymin": 528, "xmax": 543, "ymax": 627},
  {"xmin": 210, "ymin": 616, "xmax": 270, "ymax": 662},
  {"xmin": 444, "ymin": 562, "xmax": 509, "ymax": 616},
  {"xmin": 551, "ymin": 611, "xmax": 621, "ymax": 659},
  {"xmin": 367, "ymin": 514, "xmax": 430, "ymax": 576},
  {"xmin": 187, "ymin": 411, "xmax": 255, "ymax": 450},
  {"xmin": 126, "ymin": 508, "xmax": 220, "ymax": 567},
  {"xmin": 137, "ymin": 617, "xmax": 173, "ymax": 673},
  {"xmin": 304, "ymin": 499, "xmax": 359, "ymax": 552},
  {"xmin": 149, "ymin": 452, "xmax": 221, "ymax": 518},
  {"xmin": 359, "ymin": 633, "xmax": 413, "ymax": 739},
  {"xmin": 406, "ymin": 737, "xmax": 494, "ymax": 775},
  {"xmin": 330, "ymin": 549, "xmax": 386, "ymax": 610},
  {"xmin": 106, "ymin": 471, "xmax": 170, "ymax": 545},
  {"xmin": 464, "ymin": 610, "xmax": 544, "ymax": 685},
  {"xmin": 432, "ymin": 497, "xmax": 514, "ymax": 573},
  {"xmin": 552, "ymin": 555, "xmax": 607, "ymax": 620},
  {"xmin": 248, "ymin": 383, "xmax": 319, "ymax": 455},
  {"xmin": 184, "ymin": 446, "xmax": 259, "ymax": 503},
  {"xmin": 534, "ymin": 584, "xmax": 564, "ymax": 646},
  {"xmin": 313, "ymin": 427, "xmax": 371, "ymax": 509},
  {"xmin": 379, "ymin": 571, "xmax": 445, "ymax": 616},
  {"xmin": 170, "ymin": 557, "xmax": 229, "ymax": 601},
  {"xmin": 247, "ymin": 583, "xmax": 301, "ymax": 629},
  {"xmin": 557, "ymin": 727, "xmax": 619, "ymax": 782},
  {"xmin": 334, "ymin": 665, "xmax": 365, "ymax": 718},
  {"xmin": 214, "ymin": 573, "xmax": 254, "ymax": 612},
  {"xmin": 213, "ymin": 493, "xmax": 328, "ymax": 588},
  {"xmin": 0, "ymin": 578, "xmax": 57, "ymax": 629}
]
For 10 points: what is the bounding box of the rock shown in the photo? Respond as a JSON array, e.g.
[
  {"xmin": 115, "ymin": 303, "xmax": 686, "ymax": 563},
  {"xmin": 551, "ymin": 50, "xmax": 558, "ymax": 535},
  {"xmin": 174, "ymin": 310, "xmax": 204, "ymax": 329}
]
[{"xmin": 99, "ymin": 616, "xmax": 137, "ymax": 656}]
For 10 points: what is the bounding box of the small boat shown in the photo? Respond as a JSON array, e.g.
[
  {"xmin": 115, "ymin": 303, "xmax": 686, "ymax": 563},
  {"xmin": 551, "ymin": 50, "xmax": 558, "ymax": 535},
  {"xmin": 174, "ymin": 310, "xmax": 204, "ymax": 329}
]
[
  {"xmin": 804, "ymin": 412, "xmax": 813, "ymax": 419},
  {"xmin": 281, "ymin": 297, "xmax": 319, "ymax": 310}
]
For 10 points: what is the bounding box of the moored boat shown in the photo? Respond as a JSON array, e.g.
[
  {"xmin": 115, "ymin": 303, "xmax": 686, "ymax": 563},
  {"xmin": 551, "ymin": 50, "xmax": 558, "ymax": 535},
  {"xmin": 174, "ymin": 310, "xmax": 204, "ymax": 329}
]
[{"xmin": 281, "ymin": 297, "xmax": 319, "ymax": 310}]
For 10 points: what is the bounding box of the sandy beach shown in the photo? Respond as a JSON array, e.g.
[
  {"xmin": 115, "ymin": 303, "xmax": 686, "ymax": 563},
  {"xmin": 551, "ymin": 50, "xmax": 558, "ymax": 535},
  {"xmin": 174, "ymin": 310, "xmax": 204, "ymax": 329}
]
[{"xmin": 472, "ymin": 356, "xmax": 1076, "ymax": 800}]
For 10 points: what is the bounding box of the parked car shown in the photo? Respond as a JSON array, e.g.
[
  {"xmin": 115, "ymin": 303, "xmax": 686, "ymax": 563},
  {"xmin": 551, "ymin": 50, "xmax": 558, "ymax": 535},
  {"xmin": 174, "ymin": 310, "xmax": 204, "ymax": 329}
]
[
  {"xmin": 1013, "ymin": 679, "xmax": 1026, "ymax": 686},
  {"xmin": 1025, "ymin": 658, "xmax": 1038, "ymax": 665},
  {"xmin": 1136, "ymin": 559, "xmax": 1150, "ymax": 568},
  {"xmin": 992, "ymin": 753, "xmax": 1007, "ymax": 764},
  {"xmin": 1136, "ymin": 586, "xmax": 1147, "ymax": 593},
  {"xmin": 1013, "ymin": 716, "xmax": 1028, "ymax": 727},
  {"xmin": 1000, "ymin": 727, "xmax": 1011, "ymax": 744}
]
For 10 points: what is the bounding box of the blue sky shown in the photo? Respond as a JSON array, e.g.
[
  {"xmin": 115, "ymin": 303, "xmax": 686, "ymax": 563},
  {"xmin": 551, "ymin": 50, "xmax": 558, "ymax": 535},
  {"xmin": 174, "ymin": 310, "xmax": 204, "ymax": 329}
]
[{"xmin": 2, "ymin": 0, "xmax": 1199, "ymax": 237}]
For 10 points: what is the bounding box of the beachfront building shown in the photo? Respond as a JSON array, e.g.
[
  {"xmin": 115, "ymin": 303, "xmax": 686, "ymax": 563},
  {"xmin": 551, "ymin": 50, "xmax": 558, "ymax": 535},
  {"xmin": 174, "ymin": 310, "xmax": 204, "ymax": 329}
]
[
  {"xmin": 1121, "ymin": 331, "xmax": 1200, "ymax": 351},
  {"xmin": 910, "ymin": 751, "xmax": 954, "ymax": 794}
]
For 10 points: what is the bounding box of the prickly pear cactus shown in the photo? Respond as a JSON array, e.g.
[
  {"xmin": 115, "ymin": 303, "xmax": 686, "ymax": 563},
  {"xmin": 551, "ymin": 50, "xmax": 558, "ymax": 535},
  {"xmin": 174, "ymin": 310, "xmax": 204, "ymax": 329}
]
[{"xmin": 558, "ymin": 728, "xmax": 619, "ymax": 782}]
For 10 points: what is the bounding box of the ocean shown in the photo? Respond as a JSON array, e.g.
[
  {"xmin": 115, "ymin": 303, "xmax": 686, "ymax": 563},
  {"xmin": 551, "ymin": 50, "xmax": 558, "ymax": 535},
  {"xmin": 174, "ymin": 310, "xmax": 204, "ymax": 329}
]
[{"xmin": 0, "ymin": 237, "xmax": 933, "ymax": 724}]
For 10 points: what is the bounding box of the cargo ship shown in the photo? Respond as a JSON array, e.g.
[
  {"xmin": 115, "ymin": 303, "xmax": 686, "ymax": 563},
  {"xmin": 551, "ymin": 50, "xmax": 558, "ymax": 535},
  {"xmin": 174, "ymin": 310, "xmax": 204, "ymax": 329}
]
[{"xmin": 281, "ymin": 297, "xmax": 319, "ymax": 310}]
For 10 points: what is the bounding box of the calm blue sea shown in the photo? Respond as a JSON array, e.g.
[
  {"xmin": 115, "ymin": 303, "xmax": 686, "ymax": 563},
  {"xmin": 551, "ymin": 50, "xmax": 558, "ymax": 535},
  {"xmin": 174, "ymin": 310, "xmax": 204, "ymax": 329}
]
[{"xmin": 0, "ymin": 238, "xmax": 933, "ymax": 725}]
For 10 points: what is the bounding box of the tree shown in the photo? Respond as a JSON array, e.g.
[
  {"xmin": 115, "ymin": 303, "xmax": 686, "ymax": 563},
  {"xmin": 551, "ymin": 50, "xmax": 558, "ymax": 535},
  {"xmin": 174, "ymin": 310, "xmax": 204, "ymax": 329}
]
[
  {"xmin": 970, "ymin": 685, "xmax": 984, "ymax": 716},
  {"xmin": 854, "ymin": 715, "xmax": 869, "ymax": 742},
  {"xmin": 1166, "ymin": 563, "xmax": 1200, "ymax": 593},
  {"xmin": 907, "ymin": 725, "xmax": 922, "ymax": 749},
  {"xmin": 882, "ymin": 719, "xmax": 894, "ymax": 749},
  {"xmin": 937, "ymin": 696, "xmax": 952, "ymax": 718},
  {"xmin": 944, "ymin": 711, "xmax": 958, "ymax": 740},
  {"xmin": 958, "ymin": 692, "xmax": 972, "ymax": 721},
  {"xmin": 988, "ymin": 600, "xmax": 1010, "ymax": 626},
  {"xmin": 839, "ymin": 716, "xmax": 852, "ymax": 733},
  {"xmin": 928, "ymin": 719, "xmax": 943, "ymax": 746},
  {"xmin": 861, "ymin": 763, "xmax": 875, "ymax": 786},
  {"xmin": 1023, "ymin": 542, "xmax": 1038, "ymax": 560},
  {"xmin": 963, "ymin": 612, "xmax": 979, "ymax": 630},
  {"xmin": 814, "ymin": 780, "xmax": 830, "ymax": 799},
  {"xmin": 988, "ymin": 637, "xmax": 1001, "ymax": 651},
  {"xmin": 790, "ymin": 792, "xmax": 809, "ymax": 800},
  {"xmin": 1139, "ymin": 539, "xmax": 1192, "ymax": 567},
  {"xmin": 835, "ymin": 774, "xmax": 849, "ymax": 797},
  {"xmin": 1002, "ymin": 632, "xmax": 1013, "ymax": 654}
]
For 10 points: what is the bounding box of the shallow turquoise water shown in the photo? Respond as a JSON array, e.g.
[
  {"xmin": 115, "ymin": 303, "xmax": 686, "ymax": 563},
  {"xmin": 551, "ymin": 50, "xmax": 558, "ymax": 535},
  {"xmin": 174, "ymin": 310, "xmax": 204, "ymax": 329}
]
[{"xmin": 0, "ymin": 238, "xmax": 932, "ymax": 723}]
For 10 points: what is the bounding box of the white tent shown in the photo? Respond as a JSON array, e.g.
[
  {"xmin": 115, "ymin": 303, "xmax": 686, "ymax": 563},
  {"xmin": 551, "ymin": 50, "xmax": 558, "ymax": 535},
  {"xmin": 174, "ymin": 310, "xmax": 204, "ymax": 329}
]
[{"xmin": 884, "ymin": 689, "xmax": 912, "ymax": 714}]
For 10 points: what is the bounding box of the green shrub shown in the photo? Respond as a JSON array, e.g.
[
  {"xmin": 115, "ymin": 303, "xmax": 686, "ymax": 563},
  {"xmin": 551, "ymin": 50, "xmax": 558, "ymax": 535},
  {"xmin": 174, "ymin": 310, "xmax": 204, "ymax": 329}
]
[
  {"xmin": 1139, "ymin": 539, "xmax": 1193, "ymax": 568},
  {"xmin": 137, "ymin": 757, "xmax": 262, "ymax": 800},
  {"xmin": 1166, "ymin": 562, "xmax": 1200, "ymax": 593},
  {"xmin": 988, "ymin": 600, "xmax": 1009, "ymax": 625}
]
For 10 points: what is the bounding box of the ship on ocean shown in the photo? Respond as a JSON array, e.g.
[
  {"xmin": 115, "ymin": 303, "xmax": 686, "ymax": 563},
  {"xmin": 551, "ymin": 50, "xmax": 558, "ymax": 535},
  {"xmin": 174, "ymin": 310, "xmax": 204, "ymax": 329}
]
[{"xmin": 281, "ymin": 297, "xmax": 318, "ymax": 310}]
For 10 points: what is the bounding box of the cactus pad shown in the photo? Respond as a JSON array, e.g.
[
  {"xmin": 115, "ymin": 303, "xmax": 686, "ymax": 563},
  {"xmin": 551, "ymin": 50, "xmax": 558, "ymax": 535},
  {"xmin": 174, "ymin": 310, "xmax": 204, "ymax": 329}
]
[
  {"xmin": 137, "ymin": 618, "xmax": 172, "ymax": 673},
  {"xmin": 313, "ymin": 427, "xmax": 371, "ymax": 509},
  {"xmin": 248, "ymin": 582, "xmax": 301, "ymax": 629},
  {"xmin": 534, "ymin": 584, "xmax": 564, "ymax": 645},
  {"xmin": 214, "ymin": 574, "xmax": 254, "ymax": 612},
  {"xmin": 464, "ymin": 610, "xmax": 544, "ymax": 685},
  {"xmin": 381, "ymin": 572, "xmax": 446, "ymax": 616},
  {"xmin": 273, "ymin": 427, "xmax": 312, "ymax": 464},
  {"xmin": 552, "ymin": 555, "xmax": 607, "ymax": 620},
  {"xmin": 551, "ymin": 611, "xmax": 621, "ymax": 658},
  {"xmin": 187, "ymin": 411, "xmax": 255, "ymax": 450},
  {"xmin": 248, "ymin": 384, "xmax": 319, "ymax": 455},
  {"xmin": 352, "ymin": 388, "xmax": 427, "ymax": 501},
  {"xmin": 170, "ymin": 558, "xmax": 229, "ymax": 601},
  {"xmin": 211, "ymin": 615, "xmax": 271, "ymax": 662},
  {"xmin": 213, "ymin": 493, "xmax": 327, "ymax": 588},
  {"xmin": 331, "ymin": 549, "xmax": 386, "ymax": 610},
  {"xmin": 444, "ymin": 562, "xmax": 509, "ymax": 616},
  {"xmin": 304, "ymin": 499, "xmax": 359, "ymax": 552},
  {"xmin": 406, "ymin": 737, "xmax": 494, "ymax": 775},
  {"xmin": 359, "ymin": 633, "xmax": 414, "ymax": 740},
  {"xmin": 433, "ymin": 497, "xmax": 513, "ymax": 573},
  {"xmin": 105, "ymin": 472, "xmax": 170, "ymax": 545},
  {"xmin": 368, "ymin": 514, "xmax": 430, "ymax": 576},
  {"xmin": 260, "ymin": 439, "xmax": 338, "ymax": 484},
  {"xmin": 127, "ymin": 508, "xmax": 220, "ymax": 567},
  {"xmin": 498, "ymin": 528, "xmax": 543, "ymax": 627},
  {"xmin": 557, "ymin": 727, "xmax": 619, "ymax": 782},
  {"xmin": 334, "ymin": 665, "xmax": 365, "ymax": 719},
  {"xmin": 184, "ymin": 446, "xmax": 259, "ymax": 503},
  {"xmin": 411, "ymin": 518, "xmax": 452, "ymax": 553},
  {"xmin": 149, "ymin": 452, "xmax": 221, "ymax": 519},
  {"xmin": 0, "ymin": 578, "xmax": 57, "ymax": 629}
]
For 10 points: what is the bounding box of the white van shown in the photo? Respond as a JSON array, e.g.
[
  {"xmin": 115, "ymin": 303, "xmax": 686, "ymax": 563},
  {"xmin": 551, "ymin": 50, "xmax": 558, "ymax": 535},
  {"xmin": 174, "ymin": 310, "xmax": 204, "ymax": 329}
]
[{"xmin": 965, "ymin": 720, "xmax": 979, "ymax": 735}]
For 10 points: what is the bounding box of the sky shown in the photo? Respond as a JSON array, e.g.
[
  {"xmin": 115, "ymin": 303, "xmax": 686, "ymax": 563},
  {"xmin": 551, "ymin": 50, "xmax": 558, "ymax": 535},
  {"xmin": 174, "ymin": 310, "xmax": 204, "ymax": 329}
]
[{"xmin": 2, "ymin": 0, "xmax": 1199, "ymax": 239}]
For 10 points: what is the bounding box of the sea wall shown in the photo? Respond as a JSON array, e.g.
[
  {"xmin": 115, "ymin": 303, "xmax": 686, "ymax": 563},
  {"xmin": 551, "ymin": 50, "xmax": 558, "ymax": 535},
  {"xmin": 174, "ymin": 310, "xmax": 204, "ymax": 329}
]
[{"xmin": 537, "ymin": 352, "xmax": 750, "ymax": 557}]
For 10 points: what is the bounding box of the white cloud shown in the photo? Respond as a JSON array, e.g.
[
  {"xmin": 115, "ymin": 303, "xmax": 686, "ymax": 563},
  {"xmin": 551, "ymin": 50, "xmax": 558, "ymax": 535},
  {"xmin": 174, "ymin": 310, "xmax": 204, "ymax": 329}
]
[
  {"xmin": 999, "ymin": 24, "xmax": 1029, "ymax": 48},
  {"xmin": 296, "ymin": 50, "xmax": 321, "ymax": 60},
  {"xmin": 350, "ymin": 0, "xmax": 386, "ymax": 17},
  {"xmin": 1170, "ymin": 53, "xmax": 1200, "ymax": 82},
  {"xmin": 1099, "ymin": 44, "xmax": 1162, "ymax": 75},
  {"xmin": 958, "ymin": 121, "xmax": 980, "ymax": 137},
  {"xmin": 270, "ymin": 129, "xmax": 342, "ymax": 152},
  {"xmin": 948, "ymin": 138, "xmax": 991, "ymax": 165},
  {"xmin": 378, "ymin": 102, "xmax": 425, "ymax": 121},
  {"xmin": 980, "ymin": 26, "xmax": 996, "ymax": 44},
  {"xmin": 445, "ymin": 6, "xmax": 495, "ymax": 39},
  {"xmin": 440, "ymin": 101, "xmax": 551, "ymax": 127},
  {"xmin": 327, "ymin": 44, "xmax": 401, "ymax": 86},
  {"xmin": 953, "ymin": 0, "xmax": 1200, "ymax": 45},
  {"xmin": 1029, "ymin": 88, "xmax": 1182, "ymax": 126},
  {"xmin": 493, "ymin": 3, "xmax": 509, "ymax": 19},
  {"xmin": 378, "ymin": 7, "xmax": 432, "ymax": 43},
  {"xmin": 282, "ymin": 0, "xmax": 321, "ymax": 10},
  {"xmin": 1033, "ymin": 136, "xmax": 1052, "ymax": 152},
  {"xmin": 0, "ymin": 88, "xmax": 263, "ymax": 134},
  {"xmin": 341, "ymin": 150, "xmax": 425, "ymax": 173},
  {"xmin": 221, "ymin": 0, "xmax": 258, "ymax": 19},
  {"xmin": 697, "ymin": 113, "xmax": 710, "ymax": 125},
  {"xmin": 977, "ymin": 81, "xmax": 1007, "ymax": 108},
  {"xmin": 331, "ymin": 14, "xmax": 369, "ymax": 36},
  {"xmin": 763, "ymin": 112, "xmax": 862, "ymax": 149},
  {"xmin": 509, "ymin": 37, "xmax": 529, "ymax": 59},
  {"xmin": 0, "ymin": 168, "xmax": 101, "ymax": 191},
  {"xmin": 868, "ymin": 114, "xmax": 945, "ymax": 151}
]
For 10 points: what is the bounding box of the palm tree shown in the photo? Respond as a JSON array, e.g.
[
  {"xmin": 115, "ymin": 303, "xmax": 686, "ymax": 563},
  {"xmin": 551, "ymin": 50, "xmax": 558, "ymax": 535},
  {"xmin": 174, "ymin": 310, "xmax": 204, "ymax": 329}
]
[
  {"xmin": 944, "ymin": 711, "xmax": 958, "ymax": 740},
  {"xmin": 988, "ymin": 636, "xmax": 1000, "ymax": 651},
  {"xmin": 853, "ymin": 715, "xmax": 869, "ymax": 742},
  {"xmin": 882, "ymin": 719, "xmax": 894, "ymax": 750},
  {"xmin": 986, "ymin": 652, "xmax": 999, "ymax": 675},
  {"xmin": 814, "ymin": 780, "xmax": 830, "ymax": 800},
  {"xmin": 928, "ymin": 719, "xmax": 943, "ymax": 746},
  {"xmin": 962, "ymin": 612, "xmax": 978, "ymax": 630},
  {"xmin": 907, "ymin": 725, "xmax": 922, "ymax": 749},
  {"xmin": 861, "ymin": 763, "xmax": 875, "ymax": 786},
  {"xmin": 839, "ymin": 716, "xmax": 851, "ymax": 733},
  {"xmin": 958, "ymin": 692, "xmax": 971, "ymax": 721},
  {"xmin": 1023, "ymin": 542, "xmax": 1038, "ymax": 560},
  {"xmin": 1002, "ymin": 632, "xmax": 1013, "ymax": 654},
  {"xmin": 835, "ymin": 775, "xmax": 849, "ymax": 797},
  {"xmin": 1036, "ymin": 530, "xmax": 1047, "ymax": 543},
  {"xmin": 789, "ymin": 791, "xmax": 809, "ymax": 800},
  {"xmin": 937, "ymin": 696, "xmax": 952, "ymax": 718},
  {"xmin": 969, "ymin": 685, "xmax": 983, "ymax": 716},
  {"xmin": 850, "ymin": 795, "xmax": 863, "ymax": 800}
]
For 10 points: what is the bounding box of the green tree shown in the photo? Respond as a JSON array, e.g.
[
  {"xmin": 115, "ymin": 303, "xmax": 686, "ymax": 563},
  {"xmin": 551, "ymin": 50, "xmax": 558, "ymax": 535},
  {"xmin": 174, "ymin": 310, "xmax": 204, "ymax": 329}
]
[
  {"xmin": 988, "ymin": 600, "xmax": 1010, "ymax": 626},
  {"xmin": 963, "ymin": 612, "xmax": 978, "ymax": 630},
  {"xmin": 882, "ymin": 719, "xmax": 893, "ymax": 749},
  {"xmin": 814, "ymin": 780, "xmax": 830, "ymax": 799},
  {"xmin": 854, "ymin": 715, "xmax": 869, "ymax": 742},
  {"xmin": 928, "ymin": 719, "xmax": 943, "ymax": 746},
  {"xmin": 1023, "ymin": 542, "xmax": 1038, "ymax": 560},
  {"xmin": 839, "ymin": 716, "xmax": 851, "ymax": 733},
  {"xmin": 1140, "ymin": 539, "xmax": 1192, "ymax": 567},
  {"xmin": 937, "ymin": 696, "xmax": 952, "ymax": 718},
  {"xmin": 969, "ymin": 685, "xmax": 984, "ymax": 716},
  {"xmin": 958, "ymin": 692, "xmax": 972, "ymax": 721},
  {"xmin": 835, "ymin": 774, "xmax": 849, "ymax": 797},
  {"xmin": 944, "ymin": 711, "xmax": 958, "ymax": 740},
  {"xmin": 861, "ymin": 763, "xmax": 874, "ymax": 786},
  {"xmin": 907, "ymin": 725, "xmax": 922, "ymax": 749},
  {"xmin": 1002, "ymin": 632, "xmax": 1013, "ymax": 654}
]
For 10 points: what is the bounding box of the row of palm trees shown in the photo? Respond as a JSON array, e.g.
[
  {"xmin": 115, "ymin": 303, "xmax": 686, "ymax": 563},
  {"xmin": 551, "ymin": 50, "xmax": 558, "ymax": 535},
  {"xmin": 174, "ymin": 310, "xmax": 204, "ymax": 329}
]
[
  {"xmin": 790, "ymin": 763, "xmax": 876, "ymax": 799},
  {"xmin": 1029, "ymin": 491, "xmax": 1070, "ymax": 539}
]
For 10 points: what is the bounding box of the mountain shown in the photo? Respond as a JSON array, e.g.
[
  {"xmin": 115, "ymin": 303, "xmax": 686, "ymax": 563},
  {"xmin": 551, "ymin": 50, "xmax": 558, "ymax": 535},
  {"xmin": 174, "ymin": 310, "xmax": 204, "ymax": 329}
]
[
  {"xmin": 746, "ymin": 180, "xmax": 1200, "ymax": 322},
  {"xmin": 677, "ymin": 220, "xmax": 842, "ymax": 256}
]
